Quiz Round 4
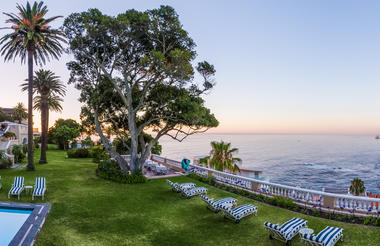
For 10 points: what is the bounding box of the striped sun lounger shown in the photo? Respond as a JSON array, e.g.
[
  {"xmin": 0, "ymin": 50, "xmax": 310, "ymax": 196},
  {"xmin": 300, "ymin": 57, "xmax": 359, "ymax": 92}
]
[
  {"xmin": 166, "ymin": 180, "xmax": 195, "ymax": 193},
  {"xmin": 181, "ymin": 187, "xmax": 208, "ymax": 198},
  {"xmin": 32, "ymin": 177, "xmax": 47, "ymax": 200},
  {"xmin": 220, "ymin": 204, "xmax": 257, "ymax": 223},
  {"xmin": 301, "ymin": 226, "xmax": 343, "ymax": 246},
  {"xmin": 166, "ymin": 179, "xmax": 177, "ymax": 192},
  {"xmin": 8, "ymin": 176, "xmax": 25, "ymax": 200},
  {"xmin": 264, "ymin": 217, "xmax": 307, "ymax": 245},
  {"xmin": 200, "ymin": 194, "xmax": 238, "ymax": 213}
]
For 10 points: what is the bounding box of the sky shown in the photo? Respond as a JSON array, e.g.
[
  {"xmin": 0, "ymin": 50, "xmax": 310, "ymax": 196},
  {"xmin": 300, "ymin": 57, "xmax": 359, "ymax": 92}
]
[{"xmin": 1, "ymin": 0, "xmax": 380, "ymax": 134}]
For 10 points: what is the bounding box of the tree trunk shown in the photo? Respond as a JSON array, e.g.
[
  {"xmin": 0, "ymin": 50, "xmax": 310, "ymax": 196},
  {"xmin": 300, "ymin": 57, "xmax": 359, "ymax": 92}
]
[
  {"xmin": 93, "ymin": 109, "xmax": 129, "ymax": 171},
  {"xmin": 46, "ymin": 108, "xmax": 49, "ymax": 150},
  {"xmin": 27, "ymin": 47, "xmax": 35, "ymax": 171},
  {"xmin": 128, "ymin": 114, "xmax": 140, "ymax": 174},
  {"xmin": 39, "ymin": 94, "xmax": 47, "ymax": 164}
]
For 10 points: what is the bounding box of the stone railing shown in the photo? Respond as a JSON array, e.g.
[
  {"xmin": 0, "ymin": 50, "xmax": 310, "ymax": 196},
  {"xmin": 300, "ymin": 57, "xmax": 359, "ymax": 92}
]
[{"xmin": 151, "ymin": 155, "xmax": 380, "ymax": 215}]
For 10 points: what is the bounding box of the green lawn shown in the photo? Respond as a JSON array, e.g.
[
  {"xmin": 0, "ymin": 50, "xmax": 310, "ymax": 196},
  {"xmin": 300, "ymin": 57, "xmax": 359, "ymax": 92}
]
[{"xmin": 0, "ymin": 150, "xmax": 379, "ymax": 246}]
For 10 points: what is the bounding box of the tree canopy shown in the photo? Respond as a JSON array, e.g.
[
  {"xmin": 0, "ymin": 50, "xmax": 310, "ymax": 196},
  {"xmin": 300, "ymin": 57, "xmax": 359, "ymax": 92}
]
[
  {"xmin": 12, "ymin": 102, "xmax": 28, "ymax": 124},
  {"xmin": 49, "ymin": 119, "xmax": 81, "ymax": 150},
  {"xmin": 63, "ymin": 6, "xmax": 218, "ymax": 173}
]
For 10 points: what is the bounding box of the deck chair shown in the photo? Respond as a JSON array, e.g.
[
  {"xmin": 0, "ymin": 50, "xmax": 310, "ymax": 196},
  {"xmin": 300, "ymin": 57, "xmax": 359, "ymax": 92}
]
[
  {"xmin": 220, "ymin": 203, "xmax": 257, "ymax": 223},
  {"xmin": 200, "ymin": 194, "xmax": 237, "ymax": 213},
  {"xmin": 166, "ymin": 180, "xmax": 195, "ymax": 192},
  {"xmin": 32, "ymin": 177, "xmax": 47, "ymax": 200},
  {"xmin": 264, "ymin": 217, "xmax": 307, "ymax": 245},
  {"xmin": 166, "ymin": 179, "xmax": 177, "ymax": 192},
  {"xmin": 301, "ymin": 226, "xmax": 343, "ymax": 246},
  {"xmin": 181, "ymin": 187, "xmax": 208, "ymax": 198},
  {"xmin": 8, "ymin": 176, "xmax": 24, "ymax": 200}
]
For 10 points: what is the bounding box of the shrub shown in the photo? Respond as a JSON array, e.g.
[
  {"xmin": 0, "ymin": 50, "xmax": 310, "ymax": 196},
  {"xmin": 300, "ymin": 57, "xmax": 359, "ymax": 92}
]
[
  {"xmin": 3, "ymin": 131, "xmax": 16, "ymax": 139},
  {"xmin": 0, "ymin": 151, "xmax": 12, "ymax": 169},
  {"xmin": 96, "ymin": 160, "xmax": 147, "ymax": 184},
  {"xmin": 33, "ymin": 136, "xmax": 40, "ymax": 149},
  {"xmin": 67, "ymin": 148, "xmax": 89, "ymax": 158},
  {"xmin": 364, "ymin": 216, "xmax": 373, "ymax": 225},
  {"xmin": 269, "ymin": 196, "xmax": 298, "ymax": 210},
  {"xmin": 22, "ymin": 144, "xmax": 28, "ymax": 154},
  {"xmin": 89, "ymin": 146, "xmax": 109, "ymax": 163},
  {"xmin": 81, "ymin": 136, "xmax": 93, "ymax": 148},
  {"xmin": 375, "ymin": 217, "xmax": 380, "ymax": 226},
  {"xmin": 12, "ymin": 144, "xmax": 25, "ymax": 163}
]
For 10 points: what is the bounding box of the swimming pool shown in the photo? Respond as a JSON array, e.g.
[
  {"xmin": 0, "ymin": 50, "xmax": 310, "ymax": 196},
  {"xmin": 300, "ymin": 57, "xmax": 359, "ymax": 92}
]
[
  {"xmin": 0, "ymin": 202, "xmax": 51, "ymax": 246},
  {"xmin": 0, "ymin": 208, "xmax": 32, "ymax": 245}
]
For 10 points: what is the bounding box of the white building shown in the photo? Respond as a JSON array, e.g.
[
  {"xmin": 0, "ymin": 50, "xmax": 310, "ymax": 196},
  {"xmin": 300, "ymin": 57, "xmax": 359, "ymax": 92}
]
[{"xmin": 0, "ymin": 121, "xmax": 28, "ymax": 152}]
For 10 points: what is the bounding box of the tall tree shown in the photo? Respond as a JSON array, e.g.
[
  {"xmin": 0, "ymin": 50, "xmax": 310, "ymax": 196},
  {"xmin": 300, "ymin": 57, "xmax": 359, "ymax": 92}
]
[
  {"xmin": 22, "ymin": 69, "xmax": 66, "ymax": 164},
  {"xmin": 48, "ymin": 119, "xmax": 81, "ymax": 150},
  {"xmin": 34, "ymin": 93, "xmax": 64, "ymax": 156},
  {"xmin": 64, "ymin": 7, "xmax": 218, "ymax": 174},
  {"xmin": 12, "ymin": 102, "xmax": 28, "ymax": 124},
  {"xmin": 200, "ymin": 141, "xmax": 241, "ymax": 174},
  {"xmin": 0, "ymin": 1, "xmax": 66, "ymax": 170}
]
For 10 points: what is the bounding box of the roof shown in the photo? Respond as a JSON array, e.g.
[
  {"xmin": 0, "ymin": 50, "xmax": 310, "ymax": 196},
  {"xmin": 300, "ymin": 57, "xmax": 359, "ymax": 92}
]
[
  {"xmin": 1, "ymin": 108, "xmax": 13, "ymax": 115},
  {"xmin": 0, "ymin": 121, "xmax": 27, "ymax": 127}
]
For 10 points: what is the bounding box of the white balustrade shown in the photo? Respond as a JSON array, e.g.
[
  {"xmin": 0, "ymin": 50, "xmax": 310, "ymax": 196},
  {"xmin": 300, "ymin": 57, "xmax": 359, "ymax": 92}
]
[{"xmin": 151, "ymin": 155, "xmax": 380, "ymax": 215}]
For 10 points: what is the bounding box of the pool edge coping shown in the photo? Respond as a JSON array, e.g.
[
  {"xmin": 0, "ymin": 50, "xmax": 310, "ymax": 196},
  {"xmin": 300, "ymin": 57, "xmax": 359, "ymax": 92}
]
[{"xmin": 0, "ymin": 201, "xmax": 51, "ymax": 246}]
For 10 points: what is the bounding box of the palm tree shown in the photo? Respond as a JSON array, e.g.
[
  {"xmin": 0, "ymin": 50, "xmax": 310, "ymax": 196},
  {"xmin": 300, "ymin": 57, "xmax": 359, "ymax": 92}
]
[
  {"xmin": 12, "ymin": 102, "xmax": 28, "ymax": 124},
  {"xmin": 349, "ymin": 178, "xmax": 365, "ymax": 196},
  {"xmin": 200, "ymin": 141, "xmax": 242, "ymax": 174},
  {"xmin": 34, "ymin": 93, "xmax": 64, "ymax": 163},
  {"xmin": 0, "ymin": 1, "xmax": 65, "ymax": 170},
  {"xmin": 22, "ymin": 69, "xmax": 66, "ymax": 164}
]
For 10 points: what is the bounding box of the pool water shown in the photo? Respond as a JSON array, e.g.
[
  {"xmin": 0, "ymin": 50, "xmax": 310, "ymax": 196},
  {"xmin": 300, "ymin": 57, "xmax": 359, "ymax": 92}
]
[{"xmin": 0, "ymin": 208, "xmax": 32, "ymax": 245}]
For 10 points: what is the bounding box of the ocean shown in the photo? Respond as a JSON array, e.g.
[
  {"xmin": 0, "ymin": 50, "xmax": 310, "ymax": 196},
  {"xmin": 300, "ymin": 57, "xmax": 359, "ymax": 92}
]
[{"xmin": 159, "ymin": 134, "xmax": 380, "ymax": 194}]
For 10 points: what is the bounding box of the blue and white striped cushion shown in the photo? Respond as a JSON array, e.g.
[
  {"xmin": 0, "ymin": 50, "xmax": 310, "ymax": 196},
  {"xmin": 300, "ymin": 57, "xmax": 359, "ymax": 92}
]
[
  {"xmin": 264, "ymin": 221, "xmax": 280, "ymax": 230},
  {"xmin": 9, "ymin": 186, "xmax": 23, "ymax": 195},
  {"xmin": 172, "ymin": 183, "xmax": 181, "ymax": 192},
  {"xmin": 225, "ymin": 204, "xmax": 257, "ymax": 219},
  {"xmin": 183, "ymin": 187, "xmax": 207, "ymax": 197},
  {"xmin": 211, "ymin": 197, "xmax": 237, "ymax": 208},
  {"xmin": 179, "ymin": 183, "xmax": 195, "ymax": 190},
  {"xmin": 201, "ymin": 195, "xmax": 237, "ymax": 210},
  {"xmin": 13, "ymin": 176, "xmax": 24, "ymax": 187},
  {"xmin": 303, "ymin": 226, "xmax": 343, "ymax": 246},
  {"xmin": 33, "ymin": 187, "xmax": 45, "ymax": 195},
  {"xmin": 279, "ymin": 217, "xmax": 307, "ymax": 240},
  {"xmin": 35, "ymin": 177, "xmax": 45, "ymax": 189},
  {"xmin": 200, "ymin": 194, "xmax": 213, "ymax": 204}
]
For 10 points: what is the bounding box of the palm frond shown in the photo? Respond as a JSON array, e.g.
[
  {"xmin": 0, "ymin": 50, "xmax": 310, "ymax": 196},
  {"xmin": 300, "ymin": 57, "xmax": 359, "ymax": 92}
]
[{"xmin": 1, "ymin": 1, "xmax": 66, "ymax": 64}]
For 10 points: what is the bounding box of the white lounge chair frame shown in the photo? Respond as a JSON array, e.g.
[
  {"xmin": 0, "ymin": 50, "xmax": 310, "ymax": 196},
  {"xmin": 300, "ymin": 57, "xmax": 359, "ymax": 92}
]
[
  {"xmin": 8, "ymin": 176, "xmax": 25, "ymax": 200},
  {"xmin": 32, "ymin": 177, "xmax": 47, "ymax": 200}
]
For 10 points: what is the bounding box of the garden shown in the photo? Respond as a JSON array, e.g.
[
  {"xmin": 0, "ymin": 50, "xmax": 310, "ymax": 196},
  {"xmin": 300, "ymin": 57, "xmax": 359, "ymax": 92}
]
[{"xmin": 0, "ymin": 149, "xmax": 379, "ymax": 246}]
